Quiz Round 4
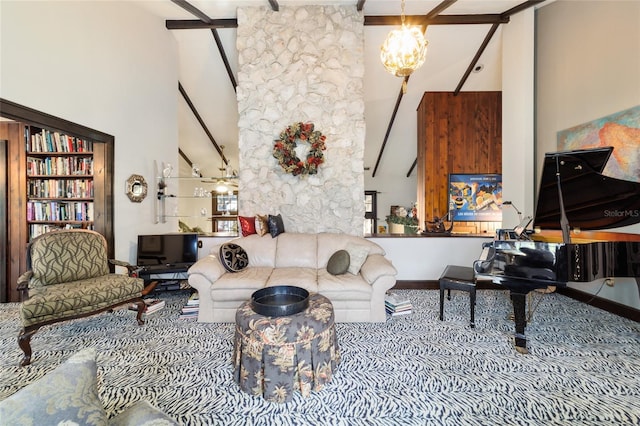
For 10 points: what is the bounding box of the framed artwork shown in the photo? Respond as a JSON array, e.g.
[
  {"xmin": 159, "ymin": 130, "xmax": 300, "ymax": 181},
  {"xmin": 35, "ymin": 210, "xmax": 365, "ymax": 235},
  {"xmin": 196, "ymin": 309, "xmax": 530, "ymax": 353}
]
[
  {"xmin": 557, "ymin": 105, "xmax": 640, "ymax": 182},
  {"xmin": 448, "ymin": 174, "xmax": 502, "ymax": 222}
]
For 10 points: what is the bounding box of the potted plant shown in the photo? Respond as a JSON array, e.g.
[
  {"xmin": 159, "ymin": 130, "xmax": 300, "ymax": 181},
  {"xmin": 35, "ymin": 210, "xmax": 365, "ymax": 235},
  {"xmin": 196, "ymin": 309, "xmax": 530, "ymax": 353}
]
[{"xmin": 386, "ymin": 205, "xmax": 419, "ymax": 234}]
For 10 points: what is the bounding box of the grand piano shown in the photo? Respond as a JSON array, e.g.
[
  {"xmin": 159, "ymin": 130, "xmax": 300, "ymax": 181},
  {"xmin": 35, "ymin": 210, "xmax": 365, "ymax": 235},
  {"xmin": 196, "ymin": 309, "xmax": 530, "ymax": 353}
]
[{"xmin": 478, "ymin": 146, "xmax": 640, "ymax": 353}]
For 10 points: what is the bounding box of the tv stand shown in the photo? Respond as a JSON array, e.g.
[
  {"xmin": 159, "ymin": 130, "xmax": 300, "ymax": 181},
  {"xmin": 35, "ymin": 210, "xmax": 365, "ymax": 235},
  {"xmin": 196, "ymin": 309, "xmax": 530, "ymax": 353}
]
[{"xmin": 138, "ymin": 266, "xmax": 191, "ymax": 292}]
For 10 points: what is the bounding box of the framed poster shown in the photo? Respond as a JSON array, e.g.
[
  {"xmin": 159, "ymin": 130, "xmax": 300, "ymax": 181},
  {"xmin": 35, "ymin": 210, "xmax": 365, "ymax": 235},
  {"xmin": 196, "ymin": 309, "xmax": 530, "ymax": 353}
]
[{"xmin": 448, "ymin": 174, "xmax": 502, "ymax": 222}]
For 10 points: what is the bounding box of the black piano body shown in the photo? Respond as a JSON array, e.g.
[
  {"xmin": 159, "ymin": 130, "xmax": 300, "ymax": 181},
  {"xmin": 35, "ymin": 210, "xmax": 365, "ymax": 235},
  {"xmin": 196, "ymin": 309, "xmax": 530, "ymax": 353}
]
[{"xmin": 480, "ymin": 147, "xmax": 640, "ymax": 353}]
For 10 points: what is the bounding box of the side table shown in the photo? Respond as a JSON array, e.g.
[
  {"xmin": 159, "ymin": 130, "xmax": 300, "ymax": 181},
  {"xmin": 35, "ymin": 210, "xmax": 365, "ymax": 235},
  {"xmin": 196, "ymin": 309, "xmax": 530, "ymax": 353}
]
[{"xmin": 232, "ymin": 292, "xmax": 340, "ymax": 403}]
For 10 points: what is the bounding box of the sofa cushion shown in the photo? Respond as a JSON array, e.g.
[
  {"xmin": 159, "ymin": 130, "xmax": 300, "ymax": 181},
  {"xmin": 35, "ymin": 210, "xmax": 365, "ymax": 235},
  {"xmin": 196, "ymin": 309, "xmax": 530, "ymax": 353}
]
[
  {"xmin": 327, "ymin": 250, "xmax": 350, "ymax": 275},
  {"xmin": 275, "ymin": 233, "xmax": 318, "ymax": 268},
  {"xmin": 219, "ymin": 243, "xmax": 249, "ymax": 273},
  {"xmin": 318, "ymin": 269, "xmax": 372, "ymax": 300},
  {"xmin": 238, "ymin": 216, "xmax": 257, "ymax": 237},
  {"xmin": 0, "ymin": 348, "xmax": 108, "ymax": 425},
  {"xmin": 268, "ymin": 214, "xmax": 285, "ymax": 238},
  {"xmin": 234, "ymin": 234, "xmax": 277, "ymax": 267},
  {"xmin": 255, "ymin": 214, "xmax": 269, "ymax": 236},
  {"xmin": 346, "ymin": 243, "xmax": 370, "ymax": 275},
  {"xmin": 266, "ymin": 267, "xmax": 319, "ymax": 293}
]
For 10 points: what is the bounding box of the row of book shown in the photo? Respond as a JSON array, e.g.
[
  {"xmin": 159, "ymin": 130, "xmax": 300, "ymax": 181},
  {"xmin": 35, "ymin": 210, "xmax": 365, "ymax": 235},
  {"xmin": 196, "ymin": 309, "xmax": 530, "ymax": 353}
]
[
  {"xmin": 27, "ymin": 156, "xmax": 93, "ymax": 176},
  {"xmin": 29, "ymin": 223, "xmax": 93, "ymax": 240},
  {"xmin": 28, "ymin": 178, "xmax": 94, "ymax": 199},
  {"xmin": 28, "ymin": 129, "xmax": 94, "ymax": 153},
  {"xmin": 385, "ymin": 292, "xmax": 413, "ymax": 317},
  {"xmin": 179, "ymin": 292, "xmax": 199, "ymax": 319},
  {"xmin": 27, "ymin": 201, "xmax": 94, "ymax": 222}
]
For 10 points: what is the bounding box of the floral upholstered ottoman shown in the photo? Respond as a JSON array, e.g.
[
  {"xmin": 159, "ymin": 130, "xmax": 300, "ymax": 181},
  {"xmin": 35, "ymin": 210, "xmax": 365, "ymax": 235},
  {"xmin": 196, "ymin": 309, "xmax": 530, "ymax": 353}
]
[{"xmin": 232, "ymin": 293, "xmax": 340, "ymax": 403}]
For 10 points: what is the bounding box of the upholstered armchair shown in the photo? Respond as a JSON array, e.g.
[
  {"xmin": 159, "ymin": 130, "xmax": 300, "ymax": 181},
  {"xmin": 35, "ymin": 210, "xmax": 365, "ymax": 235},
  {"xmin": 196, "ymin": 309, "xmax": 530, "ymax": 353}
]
[{"xmin": 16, "ymin": 229, "xmax": 147, "ymax": 366}]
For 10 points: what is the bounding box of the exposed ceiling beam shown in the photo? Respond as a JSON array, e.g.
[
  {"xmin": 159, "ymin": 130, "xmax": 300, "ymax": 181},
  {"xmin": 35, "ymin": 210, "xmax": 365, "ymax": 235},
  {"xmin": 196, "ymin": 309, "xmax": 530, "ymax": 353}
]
[
  {"xmin": 178, "ymin": 82, "xmax": 229, "ymax": 165},
  {"xmin": 166, "ymin": 14, "xmax": 510, "ymax": 30},
  {"xmin": 406, "ymin": 158, "xmax": 417, "ymax": 177},
  {"xmin": 502, "ymin": 0, "xmax": 547, "ymax": 17},
  {"xmin": 268, "ymin": 0, "xmax": 279, "ymax": 12},
  {"xmin": 210, "ymin": 29, "xmax": 238, "ymax": 91},
  {"xmin": 356, "ymin": 0, "xmax": 366, "ymax": 12},
  {"xmin": 454, "ymin": 22, "xmax": 500, "ymax": 95},
  {"xmin": 371, "ymin": 76, "xmax": 409, "ymax": 178}
]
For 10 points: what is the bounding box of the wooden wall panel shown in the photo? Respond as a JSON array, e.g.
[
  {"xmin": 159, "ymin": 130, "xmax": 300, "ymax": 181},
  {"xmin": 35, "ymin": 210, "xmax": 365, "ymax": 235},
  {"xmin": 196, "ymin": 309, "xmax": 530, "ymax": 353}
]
[{"xmin": 417, "ymin": 91, "xmax": 502, "ymax": 233}]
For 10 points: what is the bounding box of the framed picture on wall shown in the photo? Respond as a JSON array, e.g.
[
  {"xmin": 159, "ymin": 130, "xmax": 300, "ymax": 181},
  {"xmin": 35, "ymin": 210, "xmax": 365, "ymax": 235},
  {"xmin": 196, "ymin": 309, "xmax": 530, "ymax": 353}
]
[{"xmin": 448, "ymin": 174, "xmax": 502, "ymax": 222}]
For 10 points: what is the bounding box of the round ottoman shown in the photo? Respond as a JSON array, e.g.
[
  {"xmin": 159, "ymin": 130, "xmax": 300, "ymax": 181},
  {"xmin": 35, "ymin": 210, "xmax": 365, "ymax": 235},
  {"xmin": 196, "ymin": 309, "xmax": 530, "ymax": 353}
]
[{"xmin": 232, "ymin": 292, "xmax": 340, "ymax": 403}]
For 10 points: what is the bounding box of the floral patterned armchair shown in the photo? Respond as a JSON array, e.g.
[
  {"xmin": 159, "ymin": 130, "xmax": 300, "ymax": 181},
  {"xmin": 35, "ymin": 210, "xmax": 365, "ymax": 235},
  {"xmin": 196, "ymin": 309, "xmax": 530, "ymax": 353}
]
[{"xmin": 16, "ymin": 229, "xmax": 147, "ymax": 366}]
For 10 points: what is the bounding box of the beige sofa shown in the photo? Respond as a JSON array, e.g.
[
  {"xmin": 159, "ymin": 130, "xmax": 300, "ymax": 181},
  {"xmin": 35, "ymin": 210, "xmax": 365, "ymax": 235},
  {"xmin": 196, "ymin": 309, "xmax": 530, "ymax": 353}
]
[{"xmin": 187, "ymin": 232, "xmax": 397, "ymax": 322}]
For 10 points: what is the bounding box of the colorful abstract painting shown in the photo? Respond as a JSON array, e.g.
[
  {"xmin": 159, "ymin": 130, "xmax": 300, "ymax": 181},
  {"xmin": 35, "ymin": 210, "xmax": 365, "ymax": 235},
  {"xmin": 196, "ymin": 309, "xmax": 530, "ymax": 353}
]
[{"xmin": 557, "ymin": 105, "xmax": 640, "ymax": 182}]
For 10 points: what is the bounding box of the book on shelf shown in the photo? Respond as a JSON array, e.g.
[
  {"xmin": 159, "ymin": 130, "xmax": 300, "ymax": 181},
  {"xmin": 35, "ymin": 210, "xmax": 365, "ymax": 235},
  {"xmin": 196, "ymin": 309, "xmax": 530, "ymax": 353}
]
[{"xmin": 129, "ymin": 298, "xmax": 165, "ymax": 314}]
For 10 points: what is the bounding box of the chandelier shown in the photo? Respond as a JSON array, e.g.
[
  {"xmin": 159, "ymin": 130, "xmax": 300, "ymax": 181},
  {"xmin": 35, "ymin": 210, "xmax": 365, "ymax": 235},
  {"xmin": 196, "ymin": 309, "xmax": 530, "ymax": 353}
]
[{"xmin": 380, "ymin": 0, "xmax": 428, "ymax": 93}]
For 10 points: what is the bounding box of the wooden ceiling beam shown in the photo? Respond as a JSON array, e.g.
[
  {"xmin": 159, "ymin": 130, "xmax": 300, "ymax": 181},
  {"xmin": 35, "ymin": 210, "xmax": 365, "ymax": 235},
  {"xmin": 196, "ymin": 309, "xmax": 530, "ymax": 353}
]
[
  {"xmin": 166, "ymin": 13, "xmax": 509, "ymax": 30},
  {"xmin": 454, "ymin": 23, "xmax": 500, "ymax": 95},
  {"xmin": 178, "ymin": 82, "xmax": 229, "ymax": 165}
]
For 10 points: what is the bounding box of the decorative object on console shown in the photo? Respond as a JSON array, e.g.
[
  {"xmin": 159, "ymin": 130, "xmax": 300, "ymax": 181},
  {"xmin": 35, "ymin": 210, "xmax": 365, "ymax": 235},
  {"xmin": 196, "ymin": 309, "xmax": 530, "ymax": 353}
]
[
  {"xmin": 219, "ymin": 243, "xmax": 249, "ymax": 273},
  {"xmin": 238, "ymin": 216, "xmax": 257, "ymax": 237},
  {"xmin": 273, "ymin": 122, "xmax": 326, "ymax": 176},
  {"xmin": 386, "ymin": 203, "xmax": 419, "ymax": 234},
  {"xmin": 423, "ymin": 210, "xmax": 454, "ymax": 234},
  {"xmin": 379, "ymin": 0, "xmax": 428, "ymax": 93},
  {"xmin": 327, "ymin": 250, "xmax": 350, "ymax": 275},
  {"xmin": 267, "ymin": 213, "xmax": 285, "ymax": 238}
]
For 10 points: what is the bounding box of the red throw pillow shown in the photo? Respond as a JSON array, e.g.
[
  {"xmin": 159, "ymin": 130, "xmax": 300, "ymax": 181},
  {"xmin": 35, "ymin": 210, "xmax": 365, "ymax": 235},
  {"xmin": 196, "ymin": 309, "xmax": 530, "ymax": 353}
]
[{"xmin": 238, "ymin": 216, "xmax": 256, "ymax": 237}]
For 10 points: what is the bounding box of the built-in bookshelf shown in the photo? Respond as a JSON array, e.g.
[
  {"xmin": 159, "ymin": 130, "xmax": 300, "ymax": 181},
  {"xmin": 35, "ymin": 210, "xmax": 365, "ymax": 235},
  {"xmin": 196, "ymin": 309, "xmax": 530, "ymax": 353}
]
[
  {"xmin": 0, "ymin": 98, "xmax": 114, "ymax": 303},
  {"xmin": 25, "ymin": 127, "xmax": 97, "ymax": 240}
]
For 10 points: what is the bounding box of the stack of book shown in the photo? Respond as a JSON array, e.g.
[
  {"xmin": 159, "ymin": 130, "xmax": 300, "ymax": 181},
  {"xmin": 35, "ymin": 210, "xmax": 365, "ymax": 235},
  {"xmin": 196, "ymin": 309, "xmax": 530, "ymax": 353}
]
[
  {"xmin": 179, "ymin": 292, "xmax": 199, "ymax": 320},
  {"xmin": 129, "ymin": 298, "xmax": 165, "ymax": 315},
  {"xmin": 385, "ymin": 292, "xmax": 412, "ymax": 317}
]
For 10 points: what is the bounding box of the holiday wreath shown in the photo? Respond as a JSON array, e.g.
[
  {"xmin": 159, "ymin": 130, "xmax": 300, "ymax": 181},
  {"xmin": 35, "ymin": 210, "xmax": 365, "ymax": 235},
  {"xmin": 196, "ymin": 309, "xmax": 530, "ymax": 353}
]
[{"xmin": 273, "ymin": 122, "xmax": 326, "ymax": 176}]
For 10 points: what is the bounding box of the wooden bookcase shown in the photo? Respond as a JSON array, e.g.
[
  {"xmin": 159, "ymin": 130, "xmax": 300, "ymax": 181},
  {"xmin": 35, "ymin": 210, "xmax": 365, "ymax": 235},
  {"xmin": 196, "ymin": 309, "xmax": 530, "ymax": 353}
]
[{"xmin": 0, "ymin": 99, "xmax": 114, "ymax": 302}]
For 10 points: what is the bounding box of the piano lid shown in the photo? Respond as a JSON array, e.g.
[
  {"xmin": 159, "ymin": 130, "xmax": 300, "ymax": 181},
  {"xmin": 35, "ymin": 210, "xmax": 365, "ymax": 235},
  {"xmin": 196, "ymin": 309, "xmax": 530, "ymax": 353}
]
[{"xmin": 533, "ymin": 146, "xmax": 640, "ymax": 230}]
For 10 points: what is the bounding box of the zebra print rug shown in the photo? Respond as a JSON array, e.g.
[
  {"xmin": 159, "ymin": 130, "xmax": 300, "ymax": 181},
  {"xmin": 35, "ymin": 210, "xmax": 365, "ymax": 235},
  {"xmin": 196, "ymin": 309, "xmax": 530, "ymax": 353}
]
[{"xmin": 1, "ymin": 290, "xmax": 639, "ymax": 425}]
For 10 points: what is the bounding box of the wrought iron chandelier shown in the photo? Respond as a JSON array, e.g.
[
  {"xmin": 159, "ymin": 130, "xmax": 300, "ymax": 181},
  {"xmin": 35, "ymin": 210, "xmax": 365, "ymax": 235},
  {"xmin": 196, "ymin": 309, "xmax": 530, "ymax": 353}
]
[{"xmin": 380, "ymin": 0, "xmax": 428, "ymax": 93}]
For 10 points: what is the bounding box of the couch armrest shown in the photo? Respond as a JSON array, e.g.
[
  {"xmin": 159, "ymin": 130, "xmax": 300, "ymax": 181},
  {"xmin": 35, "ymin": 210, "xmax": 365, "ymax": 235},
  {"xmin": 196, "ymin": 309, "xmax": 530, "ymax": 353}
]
[
  {"xmin": 360, "ymin": 254, "xmax": 397, "ymax": 285},
  {"xmin": 188, "ymin": 255, "xmax": 226, "ymax": 286},
  {"xmin": 17, "ymin": 271, "xmax": 33, "ymax": 301}
]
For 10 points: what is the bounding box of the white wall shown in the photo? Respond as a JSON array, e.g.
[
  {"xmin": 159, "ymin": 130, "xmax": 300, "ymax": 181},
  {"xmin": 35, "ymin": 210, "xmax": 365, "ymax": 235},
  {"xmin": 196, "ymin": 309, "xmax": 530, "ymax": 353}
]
[
  {"xmin": 0, "ymin": 0, "xmax": 179, "ymax": 264},
  {"xmin": 536, "ymin": 1, "xmax": 640, "ymax": 308}
]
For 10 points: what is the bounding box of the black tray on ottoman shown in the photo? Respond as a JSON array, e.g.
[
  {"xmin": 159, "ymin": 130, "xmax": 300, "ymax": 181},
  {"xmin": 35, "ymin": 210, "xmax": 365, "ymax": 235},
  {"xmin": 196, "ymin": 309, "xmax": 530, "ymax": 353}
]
[{"xmin": 251, "ymin": 286, "xmax": 309, "ymax": 317}]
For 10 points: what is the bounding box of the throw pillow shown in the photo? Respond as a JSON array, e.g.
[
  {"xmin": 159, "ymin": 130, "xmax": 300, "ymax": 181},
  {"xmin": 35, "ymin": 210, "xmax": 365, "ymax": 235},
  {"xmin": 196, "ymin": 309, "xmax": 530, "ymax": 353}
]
[
  {"xmin": 238, "ymin": 216, "xmax": 257, "ymax": 237},
  {"xmin": 346, "ymin": 243, "xmax": 370, "ymax": 275},
  {"xmin": 0, "ymin": 348, "xmax": 108, "ymax": 424},
  {"xmin": 219, "ymin": 243, "xmax": 249, "ymax": 272},
  {"xmin": 327, "ymin": 250, "xmax": 350, "ymax": 275},
  {"xmin": 267, "ymin": 214, "xmax": 285, "ymax": 238},
  {"xmin": 255, "ymin": 214, "xmax": 269, "ymax": 236}
]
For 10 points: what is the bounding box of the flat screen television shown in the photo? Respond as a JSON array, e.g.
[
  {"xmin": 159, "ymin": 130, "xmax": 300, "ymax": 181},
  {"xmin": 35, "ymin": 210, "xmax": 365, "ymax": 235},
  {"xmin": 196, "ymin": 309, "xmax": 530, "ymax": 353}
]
[
  {"xmin": 136, "ymin": 233, "xmax": 198, "ymax": 270},
  {"xmin": 448, "ymin": 173, "xmax": 502, "ymax": 222}
]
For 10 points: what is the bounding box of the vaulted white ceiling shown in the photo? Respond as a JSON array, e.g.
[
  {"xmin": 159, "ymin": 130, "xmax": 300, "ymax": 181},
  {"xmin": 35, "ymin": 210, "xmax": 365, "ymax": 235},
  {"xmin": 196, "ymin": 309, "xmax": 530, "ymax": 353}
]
[{"xmin": 134, "ymin": 1, "xmax": 548, "ymax": 179}]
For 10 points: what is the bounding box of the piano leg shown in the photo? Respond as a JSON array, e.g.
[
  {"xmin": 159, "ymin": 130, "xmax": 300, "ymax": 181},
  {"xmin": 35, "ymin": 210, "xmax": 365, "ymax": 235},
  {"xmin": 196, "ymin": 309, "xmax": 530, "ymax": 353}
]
[{"xmin": 510, "ymin": 291, "xmax": 529, "ymax": 354}]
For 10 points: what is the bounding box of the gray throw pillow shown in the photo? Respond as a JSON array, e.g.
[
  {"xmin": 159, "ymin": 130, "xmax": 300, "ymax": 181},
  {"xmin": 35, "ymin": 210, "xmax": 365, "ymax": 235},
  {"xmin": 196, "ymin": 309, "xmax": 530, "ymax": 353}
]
[
  {"xmin": 0, "ymin": 348, "xmax": 108, "ymax": 424},
  {"xmin": 219, "ymin": 243, "xmax": 249, "ymax": 273},
  {"xmin": 327, "ymin": 250, "xmax": 350, "ymax": 275}
]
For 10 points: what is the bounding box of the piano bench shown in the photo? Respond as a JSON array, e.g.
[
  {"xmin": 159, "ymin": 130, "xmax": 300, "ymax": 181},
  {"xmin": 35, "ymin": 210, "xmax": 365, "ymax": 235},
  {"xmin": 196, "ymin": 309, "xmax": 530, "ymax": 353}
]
[{"xmin": 439, "ymin": 265, "xmax": 477, "ymax": 328}]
